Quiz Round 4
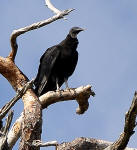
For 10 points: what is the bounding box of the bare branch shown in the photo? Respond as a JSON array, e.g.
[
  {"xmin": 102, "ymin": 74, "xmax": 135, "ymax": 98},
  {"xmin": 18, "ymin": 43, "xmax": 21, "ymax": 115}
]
[
  {"xmin": 45, "ymin": 0, "xmax": 61, "ymax": 14},
  {"xmin": 0, "ymin": 111, "xmax": 13, "ymax": 150},
  {"xmin": 8, "ymin": 9, "xmax": 74, "ymax": 61},
  {"xmin": 7, "ymin": 85, "xmax": 94, "ymax": 148},
  {"xmin": 104, "ymin": 91, "xmax": 137, "ymax": 150},
  {"xmin": 45, "ymin": 0, "xmax": 74, "ymax": 20},
  {"xmin": 39, "ymin": 85, "xmax": 95, "ymax": 114},
  {"xmin": 0, "ymin": 79, "xmax": 34, "ymax": 120},
  {"xmin": 57, "ymin": 137, "xmax": 137, "ymax": 150},
  {"xmin": 3, "ymin": 111, "xmax": 13, "ymax": 135},
  {"xmin": 0, "ymin": 56, "xmax": 42, "ymax": 150},
  {"xmin": 1, "ymin": 1, "xmax": 75, "ymax": 149},
  {"xmin": 32, "ymin": 140, "xmax": 58, "ymax": 147},
  {"xmin": 1, "ymin": 2, "xmax": 74, "ymax": 148},
  {"xmin": 7, "ymin": 113, "xmax": 23, "ymax": 149}
]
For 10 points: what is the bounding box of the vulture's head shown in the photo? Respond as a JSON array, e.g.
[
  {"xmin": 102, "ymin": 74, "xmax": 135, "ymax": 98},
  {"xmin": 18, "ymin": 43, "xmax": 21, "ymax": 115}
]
[{"xmin": 69, "ymin": 27, "xmax": 84, "ymax": 38}]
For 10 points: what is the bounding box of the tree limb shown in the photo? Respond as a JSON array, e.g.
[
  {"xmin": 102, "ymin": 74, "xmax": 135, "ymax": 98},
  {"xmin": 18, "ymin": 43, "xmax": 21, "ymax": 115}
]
[
  {"xmin": 0, "ymin": 111, "xmax": 13, "ymax": 150},
  {"xmin": 7, "ymin": 113, "xmax": 23, "ymax": 149},
  {"xmin": 57, "ymin": 137, "xmax": 137, "ymax": 150},
  {"xmin": 40, "ymin": 85, "xmax": 95, "ymax": 114},
  {"xmin": 7, "ymin": 87, "xmax": 137, "ymax": 150},
  {"xmin": 0, "ymin": 79, "xmax": 34, "ymax": 120},
  {"xmin": 8, "ymin": 9, "xmax": 74, "ymax": 61},
  {"xmin": 45, "ymin": 0, "xmax": 62, "ymax": 14},
  {"xmin": 104, "ymin": 91, "xmax": 137, "ymax": 150},
  {"xmin": 0, "ymin": 56, "xmax": 42, "ymax": 150},
  {"xmin": 32, "ymin": 140, "xmax": 58, "ymax": 147},
  {"xmin": 2, "ymin": 1, "xmax": 136, "ymax": 149},
  {"xmin": 0, "ymin": 2, "xmax": 75, "ymax": 149},
  {"xmin": 6, "ymin": 85, "xmax": 94, "ymax": 148}
]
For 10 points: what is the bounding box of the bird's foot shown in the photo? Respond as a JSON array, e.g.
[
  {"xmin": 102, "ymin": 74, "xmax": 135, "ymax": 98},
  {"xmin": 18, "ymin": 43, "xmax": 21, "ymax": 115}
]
[
  {"xmin": 56, "ymin": 85, "xmax": 61, "ymax": 92},
  {"xmin": 56, "ymin": 88, "xmax": 63, "ymax": 97},
  {"xmin": 65, "ymin": 87, "xmax": 72, "ymax": 92},
  {"xmin": 56, "ymin": 89, "xmax": 60, "ymax": 92}
]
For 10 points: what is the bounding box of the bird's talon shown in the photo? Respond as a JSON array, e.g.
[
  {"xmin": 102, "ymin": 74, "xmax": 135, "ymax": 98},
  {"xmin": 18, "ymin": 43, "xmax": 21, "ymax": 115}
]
[{"xmin": 56, "ymin": 88, "xmax": 60, "ymax": 92}]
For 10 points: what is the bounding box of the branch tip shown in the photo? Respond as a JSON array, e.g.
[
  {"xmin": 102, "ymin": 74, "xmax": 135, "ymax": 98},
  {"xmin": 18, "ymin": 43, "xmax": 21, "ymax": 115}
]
[
  {"xmin": 32, "ymin": 140, "xmax": 58, "ymax": 147},
  {"xmin": 45, "ymin": 0, "xmax": 74, "ymax": 20},
  {"xmin": 9, "ymin": 5, "xmax": 74, "ymax": 61},
  {"xmin": 108, "ymin": 91, "xmax": 137, "ymax": 150},
  {"xmin": 45, "ymin": 0, "xmax": 61, "ymax": 14}
]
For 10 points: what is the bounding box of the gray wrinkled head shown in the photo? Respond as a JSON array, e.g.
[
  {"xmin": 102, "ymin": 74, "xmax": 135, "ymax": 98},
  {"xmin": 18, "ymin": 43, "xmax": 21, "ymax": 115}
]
[{"xmin": 69, "ymin": 27, "xmax": 84, "ymax": 38}]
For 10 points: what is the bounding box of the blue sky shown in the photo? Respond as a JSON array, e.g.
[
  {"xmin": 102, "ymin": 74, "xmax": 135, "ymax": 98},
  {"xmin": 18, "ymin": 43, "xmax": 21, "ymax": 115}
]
[{"xmin": 0, "ymin": 0, "xmax": 137, "ymax": 149}]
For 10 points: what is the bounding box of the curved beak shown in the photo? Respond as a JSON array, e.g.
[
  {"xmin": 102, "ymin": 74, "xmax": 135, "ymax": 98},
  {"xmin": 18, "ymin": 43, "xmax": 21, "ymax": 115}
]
[{"xmin": 77, "ymin": 28, "xmax": 85, "ymax": 32}]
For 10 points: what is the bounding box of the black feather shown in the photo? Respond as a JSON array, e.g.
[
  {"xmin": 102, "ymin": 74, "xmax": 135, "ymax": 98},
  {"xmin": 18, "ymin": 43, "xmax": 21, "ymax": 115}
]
[{"xmin": 34, "ymin": 27, "xmax": 84, "ymax": 96}]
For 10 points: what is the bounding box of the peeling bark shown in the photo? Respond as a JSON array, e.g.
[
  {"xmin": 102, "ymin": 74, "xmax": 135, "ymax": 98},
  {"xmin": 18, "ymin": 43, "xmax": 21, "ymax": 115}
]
[
  {"xmin": 0, "ymin": 57, "xmax": 28, "ymax": 90},
  {"xmin": 7, "ymin": 85, "xmax": 95, "ymax": 148},
  {"xmin": 57, "ymin": 137, "xmax": 137, "ymax": 150},
  {"xmin": 0, "ymin": 2, "xmax": 74, "ymax": 149},
  {"xmin": 0, "ymin": 56, "xmax": 42, "ymax": 150},
  {"xmin": 1, "ymin": 0, "xmax": 137, "ymax": 149},
  {"xmin": 40, "ymin": 85, "xmax": 95, "ymax": 114}
]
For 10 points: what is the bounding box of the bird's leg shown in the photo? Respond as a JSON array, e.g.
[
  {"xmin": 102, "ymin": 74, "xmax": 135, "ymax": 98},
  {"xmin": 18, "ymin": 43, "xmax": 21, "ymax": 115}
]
[
  {"xmin": 56, "ymin": 78, "xmax": 60, "ymax": 91},
  {"xmin": 64, "ymin": 78, "xmax": 70, "ymax": 90},
  {"xmin": 56, "ymin": 78, "xmax": 63, "ymax": 97}
]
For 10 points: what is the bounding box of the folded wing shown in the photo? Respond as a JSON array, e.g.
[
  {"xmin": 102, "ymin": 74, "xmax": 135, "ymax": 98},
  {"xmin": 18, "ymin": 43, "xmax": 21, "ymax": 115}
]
[{"xmin": 34, "ymin": 46, "xmax": 60, "ymax": 96}]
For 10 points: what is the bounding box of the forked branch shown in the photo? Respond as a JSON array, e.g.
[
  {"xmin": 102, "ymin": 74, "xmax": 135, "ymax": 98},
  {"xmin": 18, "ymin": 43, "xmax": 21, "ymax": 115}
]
[
  {"xmin": 1, "ymin": 1, "xmax": 74, "ymax": 150},
  {"xmin": 40, "ymin": 85, "xmax": 95, "ymax": 114},
  {"xmin": 7, "ymin": 85, "xmax": 95, "ymax": 148},
  {"xmin": 57, "ymin": 137, "xmax": 137, "ymax": 150},
  {"xmin": 8, "ymin": 7, "xmax": 74, "ymax": 61},
  {"xmin": 0, "ymin": 79, "xmax": 34, "ymax": 120}
]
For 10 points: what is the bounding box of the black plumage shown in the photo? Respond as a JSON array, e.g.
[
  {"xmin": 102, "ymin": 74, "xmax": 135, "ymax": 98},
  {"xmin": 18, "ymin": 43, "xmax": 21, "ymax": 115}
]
[{"xmin": 34, "ymin": 27, "xmax": 84, "ymax": 96}]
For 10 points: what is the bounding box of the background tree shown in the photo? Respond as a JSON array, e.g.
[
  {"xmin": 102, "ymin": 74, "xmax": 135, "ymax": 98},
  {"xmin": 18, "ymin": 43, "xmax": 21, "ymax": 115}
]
[{"xmin": 0, "ymin": 0, "xmax": 137, "ymax": 150}]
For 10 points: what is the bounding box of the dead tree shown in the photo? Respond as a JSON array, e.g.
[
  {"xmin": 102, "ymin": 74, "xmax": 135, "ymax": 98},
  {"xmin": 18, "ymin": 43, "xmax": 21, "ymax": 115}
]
[
  {"xmin": 0, "ymin": 0, "xmax": 137, "ymax": 150},
  {"xmin": 0, "ymin": 0, "xmax": 93, "ymax": 149}
]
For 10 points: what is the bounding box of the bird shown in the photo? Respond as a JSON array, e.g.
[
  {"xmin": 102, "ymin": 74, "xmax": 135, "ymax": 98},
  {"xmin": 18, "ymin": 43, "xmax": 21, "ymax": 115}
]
[{"xmin": 34, "ymin": 27, "xmax": 84, "ymax": 97}]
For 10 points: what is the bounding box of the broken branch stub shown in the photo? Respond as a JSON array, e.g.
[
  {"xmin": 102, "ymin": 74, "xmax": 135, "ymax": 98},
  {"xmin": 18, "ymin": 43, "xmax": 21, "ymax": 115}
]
[{"xmin": 40, "ymin": 85, "xmax": 95, "ymax": 114}]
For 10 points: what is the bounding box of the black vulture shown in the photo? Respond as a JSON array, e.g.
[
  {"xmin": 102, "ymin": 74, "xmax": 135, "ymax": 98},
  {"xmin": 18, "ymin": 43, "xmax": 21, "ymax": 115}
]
[{"xmin": 34, "ymin": 27, "xmax": 84, "ymax": 96}]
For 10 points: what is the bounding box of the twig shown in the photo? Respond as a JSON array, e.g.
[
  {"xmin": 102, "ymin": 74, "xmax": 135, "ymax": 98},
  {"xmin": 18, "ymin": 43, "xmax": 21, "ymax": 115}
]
[
  {"xmin": 0, "ymin": 111, "xmax": 13, "ymax": 150},
  {"xmin": 7, "ymin": 113, "xmax": 23, "ymax": 149},
  {"xmin": 8, "ymin": 8, "xmax": 74, "ymax": 61},
  {"xmin": 45, "ymin": 0, "xmax": 61, "ymax": 14},
  {"xmin": 104, "ymin": 91, "xmax": 137, "ymax": 150},
  {"xmin": 32, "ymin": 140, "xmax": 58, "ymax": 147},
  {"xmin": 2, "ymin": 1, "xmax": 74, "ymax": 149},
  {"xmin": 45, "ymin": 0, "xmax": 73, "ymax": 20},
  {"xmin": 0, "ymin": 79, "xmax": 34, "ymax": 120},
  {"xmin": 3, "ymin": 111, "xmax": 13, "ymax": 135}
]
